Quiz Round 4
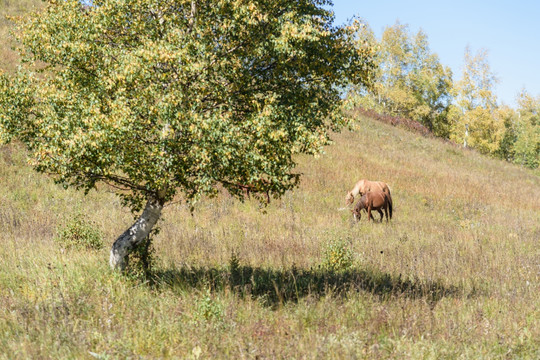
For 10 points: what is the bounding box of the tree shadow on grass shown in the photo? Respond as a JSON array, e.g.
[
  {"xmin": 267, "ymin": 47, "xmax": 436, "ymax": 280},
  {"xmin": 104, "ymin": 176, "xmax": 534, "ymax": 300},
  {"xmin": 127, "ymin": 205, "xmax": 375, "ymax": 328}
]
[{"xmin": 151, "ymin": 263, "xmax": 467, "ymax": 308}]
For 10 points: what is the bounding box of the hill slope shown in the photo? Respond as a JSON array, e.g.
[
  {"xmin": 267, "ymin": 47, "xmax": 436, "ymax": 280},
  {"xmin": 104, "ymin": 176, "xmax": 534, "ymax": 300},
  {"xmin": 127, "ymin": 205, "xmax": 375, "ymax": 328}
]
[
  {"xmin": 0, "ymin": 0, "xmax": 43, "ymax": 72},
  {"xmin": 1, "ymin": 111, "xmax": 539, "ymax": 358}
]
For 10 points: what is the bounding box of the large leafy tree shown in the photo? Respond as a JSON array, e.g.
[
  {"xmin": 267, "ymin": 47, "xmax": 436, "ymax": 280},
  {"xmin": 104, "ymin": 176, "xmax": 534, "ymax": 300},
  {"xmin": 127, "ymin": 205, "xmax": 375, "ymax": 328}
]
[{"xmin": 0, "ymin": 0, "xmax": 375, "ymax": 270}]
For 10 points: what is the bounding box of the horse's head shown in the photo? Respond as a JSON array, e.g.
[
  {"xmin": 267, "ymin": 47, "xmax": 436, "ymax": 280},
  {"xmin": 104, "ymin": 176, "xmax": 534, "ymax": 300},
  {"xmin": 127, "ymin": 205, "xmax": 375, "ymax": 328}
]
[
  {"xmin": 351, "ymin": 203, "xmax": 363, "ymax": 221},
  {"xmin": 345, "ymin": 192, "xmax": 354, "ymax": 206}
]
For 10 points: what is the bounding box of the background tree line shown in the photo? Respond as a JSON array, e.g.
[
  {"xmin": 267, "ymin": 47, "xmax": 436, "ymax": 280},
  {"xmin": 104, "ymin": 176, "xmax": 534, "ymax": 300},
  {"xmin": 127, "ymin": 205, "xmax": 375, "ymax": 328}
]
[
  {"xmin": 348, "ymin": 21, "xmax": 539, "ymax": 169},
  {"xmin": 1, "ymin": 4, "xmax": 537, "ymax": 169}
]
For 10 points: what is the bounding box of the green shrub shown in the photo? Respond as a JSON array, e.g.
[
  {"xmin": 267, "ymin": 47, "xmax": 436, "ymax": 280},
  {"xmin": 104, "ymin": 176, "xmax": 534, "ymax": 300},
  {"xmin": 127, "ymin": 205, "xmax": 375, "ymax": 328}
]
[
  {"xmin": 54, "ymin": 214, "xmax": 104, "ymax": 250},
  {"xmin": 195, "ymin": 290, "xmax": 224, "ymax": 322},
  {"xmin": 321, "ymin": 238, "xmax": 354, "ymax": 272}
]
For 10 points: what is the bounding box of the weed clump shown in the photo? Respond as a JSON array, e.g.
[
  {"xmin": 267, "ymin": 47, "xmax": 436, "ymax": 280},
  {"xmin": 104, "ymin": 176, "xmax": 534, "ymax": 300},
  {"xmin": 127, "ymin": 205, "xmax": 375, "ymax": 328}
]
[
  {"xmin": 321, "ymin": 238, "xmax": 355, "ymax": 272},
  {"xmin": 195, "ymin": 290, "xmax": 224, "ymax": 322},
  {"xmin": 54, "ymin": 214, "xmax": 103, "ymax": 250}
]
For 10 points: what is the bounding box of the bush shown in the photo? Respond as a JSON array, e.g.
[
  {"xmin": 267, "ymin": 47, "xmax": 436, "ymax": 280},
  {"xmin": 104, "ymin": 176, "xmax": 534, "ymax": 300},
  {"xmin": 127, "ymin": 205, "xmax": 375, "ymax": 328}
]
[
  {"xmin": 54, "ymin": 214, "xmax": 104, "ymax": 250},
  {"xmin": 321, "ymin": 238, "xmax": 355, "ymax": 272},
  {"xmin": 195, "ymin": 290, "xmax": 224, "ymax": 323}
]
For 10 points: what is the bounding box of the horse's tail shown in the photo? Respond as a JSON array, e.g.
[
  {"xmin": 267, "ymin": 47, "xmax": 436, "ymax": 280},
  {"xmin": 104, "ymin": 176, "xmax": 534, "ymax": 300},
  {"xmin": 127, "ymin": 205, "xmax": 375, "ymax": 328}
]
[{"xmin": 388, "ymin": 194, "xmax": 393, "ymax": 219}]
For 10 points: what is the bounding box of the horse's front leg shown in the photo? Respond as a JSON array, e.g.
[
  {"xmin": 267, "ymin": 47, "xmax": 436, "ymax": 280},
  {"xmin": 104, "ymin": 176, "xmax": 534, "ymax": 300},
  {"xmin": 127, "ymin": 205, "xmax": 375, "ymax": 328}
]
[{"xmin": 367, "ymin": 206, "xmax": 372, "ymax": 222}]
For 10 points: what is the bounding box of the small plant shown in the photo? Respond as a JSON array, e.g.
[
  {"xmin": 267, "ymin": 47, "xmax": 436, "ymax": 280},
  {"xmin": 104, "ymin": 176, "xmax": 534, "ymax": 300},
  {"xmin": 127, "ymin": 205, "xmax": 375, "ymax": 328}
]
[
  {"xmin": 321, "ymin": 238, "xmax": 355, "ymax": 272},
  {"xmin": 228, "ymin": 250, "xmax": 241, "ymax": 286},
  {"xmin": 54, "ymin": 214, "xmax": 104, "ymax": 250},
  {"xmin": 195, "ymin": 290, "xmax": 224, "ymax": 322}
]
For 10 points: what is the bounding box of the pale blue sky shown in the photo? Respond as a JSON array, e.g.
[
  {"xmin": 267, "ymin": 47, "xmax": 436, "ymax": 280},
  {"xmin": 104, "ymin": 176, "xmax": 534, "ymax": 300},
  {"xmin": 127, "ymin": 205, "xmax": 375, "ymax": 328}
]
[{"xmin": 330, "ymin": 0, "xmax": 540, "ymax": 107}]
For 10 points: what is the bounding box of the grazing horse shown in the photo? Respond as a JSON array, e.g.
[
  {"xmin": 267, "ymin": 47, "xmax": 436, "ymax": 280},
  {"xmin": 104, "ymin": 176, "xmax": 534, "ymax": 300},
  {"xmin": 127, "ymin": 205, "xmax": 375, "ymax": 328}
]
[
  {"xmin": 352, "ymin": 191, "xmax": 392, "ymax": 222},
  {"xmin": 346, "ymin": 179, "xmax": 392, "ymax": 208}
]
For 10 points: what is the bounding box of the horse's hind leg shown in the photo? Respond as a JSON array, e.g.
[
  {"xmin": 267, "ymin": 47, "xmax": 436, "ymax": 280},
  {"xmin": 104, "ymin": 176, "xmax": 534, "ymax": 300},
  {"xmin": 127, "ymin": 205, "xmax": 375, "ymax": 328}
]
[{"xmin": 377, "ymin": 209, "xmax": 384, "ymax": 222}]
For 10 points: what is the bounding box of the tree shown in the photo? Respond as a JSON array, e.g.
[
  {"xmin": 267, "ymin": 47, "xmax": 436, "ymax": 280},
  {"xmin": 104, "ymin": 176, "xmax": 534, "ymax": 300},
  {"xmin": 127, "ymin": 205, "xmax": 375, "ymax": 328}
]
[
  {"xmin": 348, "ymin": 22, "xmax": 453, "ymax": 137},
  {"xmin": 514, "ymin": 91, "xmax": 540, "ymax": 168},
  {"xmin": 0, "ymin": 0, "xmax": 375, "ymax": 270},
  {"xmin": 405, "ymin": 29, "xmax": 454, "ymax": 137},
  {"xmin": 494, "ymin": 105, "xmax": 518, "ymax": 162},
  {"xmin": 450, "ymin": 47, "xmax": 504, "ymax": 154}
]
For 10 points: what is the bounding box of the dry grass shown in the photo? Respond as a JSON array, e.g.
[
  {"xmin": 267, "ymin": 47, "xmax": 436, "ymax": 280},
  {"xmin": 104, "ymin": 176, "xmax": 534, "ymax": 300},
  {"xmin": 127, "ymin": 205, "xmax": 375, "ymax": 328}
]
[
  {"xmin": 0, "ymin": 0, "xmax": 43, "ymax": 72},
  {"xmin": 1, "ymin": 111, "xmax": 539, "ymax": 359}
]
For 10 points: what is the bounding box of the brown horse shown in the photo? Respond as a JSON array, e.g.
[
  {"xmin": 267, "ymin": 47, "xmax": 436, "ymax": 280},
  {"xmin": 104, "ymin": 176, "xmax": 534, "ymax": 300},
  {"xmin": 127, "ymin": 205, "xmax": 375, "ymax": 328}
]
[
  {"xmin": 352, "ymin": 191, "xmax": 392, "ymax": 222},
  {"xmin": 346, "ymin": 179, "xmax": 392, "ymax": 209}
]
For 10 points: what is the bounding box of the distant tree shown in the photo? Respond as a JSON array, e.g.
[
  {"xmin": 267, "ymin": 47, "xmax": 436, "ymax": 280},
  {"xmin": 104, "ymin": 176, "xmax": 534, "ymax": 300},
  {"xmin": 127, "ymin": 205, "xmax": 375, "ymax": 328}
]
[
  {"xmin": 344, "ymin": 19, "xmax": 379, "ymax": 109},
  {"xmin": 513, "ymin": 91, "xmax": 540, "ymax": 168},
  {"xmin": 454, "ymin": 47, "xmax": 499, "ymax": 110},
  {"xmin": 450, "ymin": 47, "xmax": 504, "ymax": 154},
  {"xmin": 349, "ymin": 22, "xmax": 453, "ymax": 137},
  {"xmin": 494, "ymin": 105, "xmax": 518, "ymax": 162},
  {"xmin": 0, "ymin": 0, "xmax": 375, "ymax": 270}
]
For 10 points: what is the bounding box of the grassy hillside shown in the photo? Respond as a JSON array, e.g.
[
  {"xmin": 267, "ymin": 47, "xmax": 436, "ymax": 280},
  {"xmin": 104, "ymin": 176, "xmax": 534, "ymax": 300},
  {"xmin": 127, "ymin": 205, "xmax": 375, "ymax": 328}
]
[
  {"xmin": 0, "ymin": 0, "xmax": 42, "ymax": 72},
  {"xmin": 1, "ymin": 109, "xmax": 539, "ymax": 358}
]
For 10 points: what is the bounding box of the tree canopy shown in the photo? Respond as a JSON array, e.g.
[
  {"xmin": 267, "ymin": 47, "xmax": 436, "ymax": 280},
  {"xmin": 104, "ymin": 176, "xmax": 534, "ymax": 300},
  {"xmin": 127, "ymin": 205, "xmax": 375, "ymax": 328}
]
[{"xmin": 0, "ymin": 0, "xmax": 375, "ymax": 209}]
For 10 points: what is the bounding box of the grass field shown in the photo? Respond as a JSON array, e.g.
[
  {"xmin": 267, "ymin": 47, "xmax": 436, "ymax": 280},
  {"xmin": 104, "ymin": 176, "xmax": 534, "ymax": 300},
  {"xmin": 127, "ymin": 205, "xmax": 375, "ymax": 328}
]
[{"xmin": 1, "ymin": 109, "xmax": 539, "ymax": 358}]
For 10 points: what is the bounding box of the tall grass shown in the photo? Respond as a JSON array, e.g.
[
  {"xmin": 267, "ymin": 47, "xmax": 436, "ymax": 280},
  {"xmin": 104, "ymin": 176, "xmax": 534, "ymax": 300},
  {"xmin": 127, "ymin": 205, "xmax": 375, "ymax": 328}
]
[
  {"xmin": 1, "ymin": 111, "xmax": 539, "ymax": 358},
  {"xmin": 0, "ymin": 0, "xmax": 42, "ymax": 72}
]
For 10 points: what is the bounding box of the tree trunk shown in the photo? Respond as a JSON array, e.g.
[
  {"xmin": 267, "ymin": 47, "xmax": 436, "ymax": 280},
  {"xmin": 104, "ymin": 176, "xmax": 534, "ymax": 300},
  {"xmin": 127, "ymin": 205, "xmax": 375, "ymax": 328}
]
[{"xmin": 109, "ymin": 196, "xmax": 164, "ymax": 271}]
